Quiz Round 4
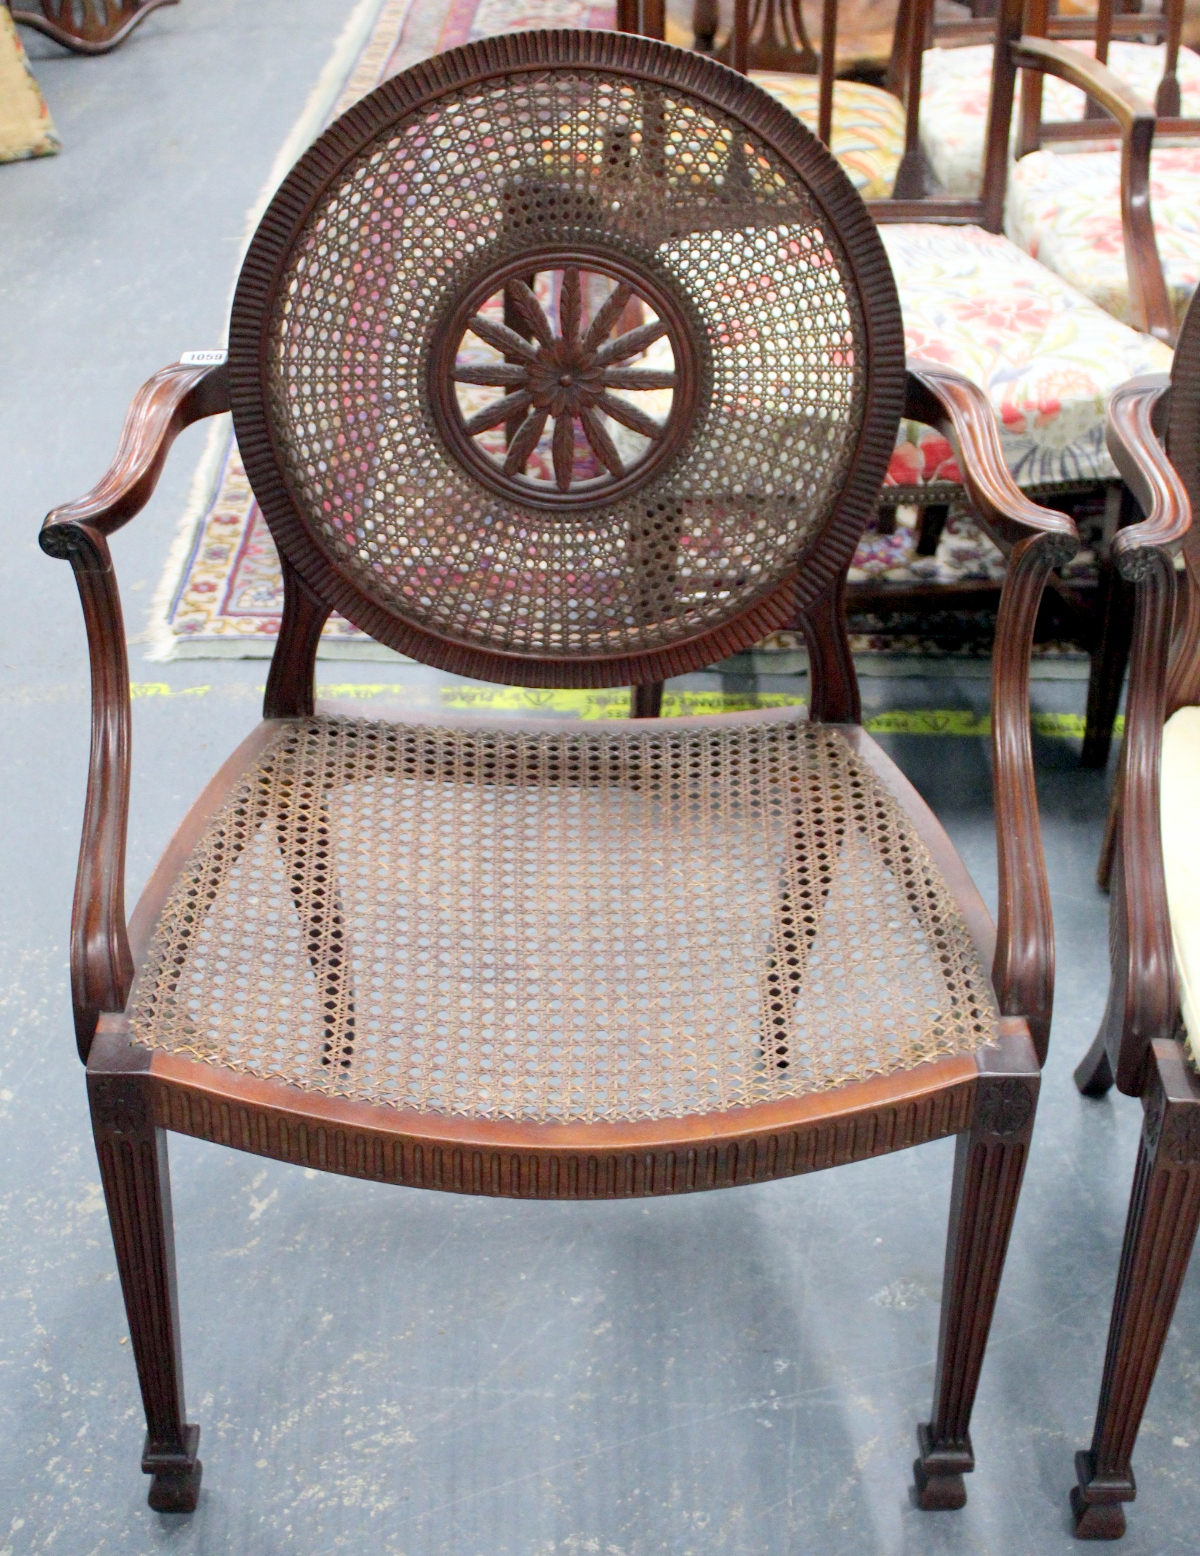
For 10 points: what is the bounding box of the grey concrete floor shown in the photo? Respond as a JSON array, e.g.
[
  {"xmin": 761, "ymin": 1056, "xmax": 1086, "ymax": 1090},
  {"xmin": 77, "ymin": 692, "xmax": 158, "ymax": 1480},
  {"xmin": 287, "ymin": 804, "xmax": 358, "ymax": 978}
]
[{"xmin": 2, "ymin": 3, "xmax": 1198, "ymax": 1552}]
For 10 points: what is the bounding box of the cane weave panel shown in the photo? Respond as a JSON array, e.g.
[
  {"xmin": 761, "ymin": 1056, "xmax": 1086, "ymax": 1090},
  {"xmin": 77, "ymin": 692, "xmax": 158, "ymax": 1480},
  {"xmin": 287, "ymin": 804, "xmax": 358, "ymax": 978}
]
[
  {"xmin": 263, "ymin": 64, "xmax": 867, "ymax": 663},
  {"xmin": 130, "ymin": 716, "xmax": 997, "ymax": 1122}
]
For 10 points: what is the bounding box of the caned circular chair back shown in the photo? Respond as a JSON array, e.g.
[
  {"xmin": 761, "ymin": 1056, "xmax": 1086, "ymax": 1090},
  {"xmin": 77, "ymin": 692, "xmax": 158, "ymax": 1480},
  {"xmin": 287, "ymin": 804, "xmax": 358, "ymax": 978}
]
[{"xmin": 229, "ymin": 30, "xmax": 905, "ymax": 687}]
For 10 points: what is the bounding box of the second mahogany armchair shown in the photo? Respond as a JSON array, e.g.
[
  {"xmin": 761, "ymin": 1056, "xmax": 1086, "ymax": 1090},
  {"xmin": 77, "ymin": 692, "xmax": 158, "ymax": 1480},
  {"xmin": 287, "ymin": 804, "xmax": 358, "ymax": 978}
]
[{"xmin": 1068, "ymin": 291, "xmax": 1200, "ymax": 1541}]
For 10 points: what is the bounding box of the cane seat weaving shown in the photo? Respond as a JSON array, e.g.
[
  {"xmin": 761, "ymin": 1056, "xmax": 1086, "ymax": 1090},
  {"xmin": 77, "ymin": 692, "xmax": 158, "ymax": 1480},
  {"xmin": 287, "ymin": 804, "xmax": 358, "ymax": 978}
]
[
  {"xmin": 128, "ymin": 711, "xmax": 998, "ymax": 1123},
  {"xmin": 228, "ymin": 30, "xmax": 902, "ymax": 688}
]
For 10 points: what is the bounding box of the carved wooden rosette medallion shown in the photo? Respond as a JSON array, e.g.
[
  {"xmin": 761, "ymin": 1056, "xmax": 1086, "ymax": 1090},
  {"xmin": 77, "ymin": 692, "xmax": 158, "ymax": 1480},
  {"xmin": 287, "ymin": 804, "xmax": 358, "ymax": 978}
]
[
  {"xmin": 430, "ymin": 250, "xmax": 700, "ymax": 511},
  {"xmin": 1162, "ymin": 1110, "xmax": 1200, "ymax": 1167},
  {"xmin": 974, "ymin": 1076, "xmax": 1034, "ymax": 1139}
]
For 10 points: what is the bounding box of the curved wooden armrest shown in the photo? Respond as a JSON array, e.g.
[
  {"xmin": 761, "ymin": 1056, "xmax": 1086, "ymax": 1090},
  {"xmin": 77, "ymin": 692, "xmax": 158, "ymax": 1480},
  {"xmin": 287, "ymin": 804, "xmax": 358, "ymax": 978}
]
[
  {"xmin": 1105, "ymin": 375, "xmax": 1187, "ymax": 575},
  {"xmin": 1099, "ymin": 376, "xmax": 1191, "ymax": 1090},
  {"xmin": 906, "ymin": 360, "xmax": 1079, "ymax": 1062},
  {"xmin": 905, "ymin": 363, "xmax": 1078, "ymax": 556},
  {"xmin": 1011, "ymin": 37, "xmax": 1154, "ymax": 130},
  {"xmin": 1106, "ymin": 373, "xmax": 1200, "ymax": 714},
  {"xmin": 38, "ymin": 357, "xmax": 230, "ymax": 1063},
  {"xmin": 41, "ymin": 358, "xmax": 229, "ymax": 552},
  {"xmin": 1009, "ymin": 37, "xmax": 1172, "ymax": 344}
]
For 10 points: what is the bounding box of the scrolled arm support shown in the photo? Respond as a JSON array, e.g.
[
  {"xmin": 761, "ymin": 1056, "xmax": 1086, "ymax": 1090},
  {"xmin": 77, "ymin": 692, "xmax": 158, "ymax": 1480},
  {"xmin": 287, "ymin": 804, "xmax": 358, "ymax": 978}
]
[
  {"xmin": 40, "ymin": 359, "xmax": 229, "ymax": 548},
  {"xmin": 1100, "ymin": 377, "xmax": 1190, "ymax": 1091},
  {"xmin": 39, "ymin": 359, "xmax": 231, "ymax": 1060},
  {"xmin": 906, "ymin": 361, "xmax": 1080, "ymax": 1062},
  {"xmin": 1009, "ymin": 38, "xmax": 1172, "ymax": 345}
]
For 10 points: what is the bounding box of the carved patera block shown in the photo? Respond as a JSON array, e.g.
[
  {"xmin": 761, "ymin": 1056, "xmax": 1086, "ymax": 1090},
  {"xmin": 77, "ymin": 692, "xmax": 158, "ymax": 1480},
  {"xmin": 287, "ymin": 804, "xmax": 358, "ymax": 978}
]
[
  {"xmin": 1162, "ymin": 1110, "xmax": 1200, "ymax": 1167},
  {"xmin": 90, "ymin": 1076, "xmax": 153, "ymax": 1135},
  {"xmin": 975, "ymin": 1077, "xmax": 1033, "ymax": 1139}
]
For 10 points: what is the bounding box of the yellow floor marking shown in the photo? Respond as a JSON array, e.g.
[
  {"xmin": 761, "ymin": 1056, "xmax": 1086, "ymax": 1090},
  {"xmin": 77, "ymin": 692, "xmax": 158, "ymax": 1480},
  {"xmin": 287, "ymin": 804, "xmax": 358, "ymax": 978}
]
[{"xmin": 128, "ymin": 681, "xmax": 1120, "ymax": 740}]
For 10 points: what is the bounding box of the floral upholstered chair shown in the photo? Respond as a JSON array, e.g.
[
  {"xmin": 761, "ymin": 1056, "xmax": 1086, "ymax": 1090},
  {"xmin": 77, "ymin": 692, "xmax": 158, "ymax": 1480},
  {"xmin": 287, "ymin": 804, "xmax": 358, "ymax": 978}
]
[
  {"xmin": 0, "ymin": 1, "xmax": 59, "ymax": 161},
  {"xmin": 916, "ymin": 0, "xmax": 1200, "ymax": 336},
  {"xmin": 663, "ymin": 0, "xmax": 1174, "ymax": 763},
  {"xmin": 917, "ymin": 35, "xmax": 1200, "ymax": 199},
  {"xmin": 679, "ymin": 0, "xmax": 914, "ymax": 198}
]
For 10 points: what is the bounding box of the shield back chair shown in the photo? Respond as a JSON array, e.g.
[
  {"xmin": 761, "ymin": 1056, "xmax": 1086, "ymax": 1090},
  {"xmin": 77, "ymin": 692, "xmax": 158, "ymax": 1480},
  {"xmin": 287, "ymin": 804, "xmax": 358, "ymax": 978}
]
[
  {"xmin": 1068, "ymin": 291, "xmax": 1200, "ymax": 1541},
  {"xmin": 655, "ymin": 0, "xmax": 1173, "ymax": 767},
  {"xmin": 42, "ymin": 30, "xmax": 1076, "ymax": 1515},
  {"xmin": 680, "ymin": 0, "xmax": 925, "ymax": 202},
  {"xmin": 6, "ymin": 0, "xmax": 176, "ymax": 54}
]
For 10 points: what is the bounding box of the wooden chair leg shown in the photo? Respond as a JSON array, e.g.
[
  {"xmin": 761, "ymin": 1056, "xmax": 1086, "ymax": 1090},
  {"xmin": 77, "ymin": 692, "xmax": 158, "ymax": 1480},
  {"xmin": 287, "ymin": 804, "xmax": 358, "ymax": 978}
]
[
  {"xmin": 915, "ymin": 1022, "xmax": 1039, "ymax": 1509},
  {"xmin": 1072, "ymin": 1042, "xmax": 1200, "ymax": 1539},
  {"xmin": 1074, "ymin": 1026, "xmax": 1116, "ymax": 1098},
  {"xmin": 1082, "ymin": 491, "xmax": 1138, "ymax": 770},
  {"xmin": 89, "ymin": 1066, "xmax": 201, "ymax": 1512},
  {"xmin": 692, "ymin": 0, "xmax": 718, "ymax": 50},
  {"xmin": 631, "ymin": 681, "xmax": 664, "ymax": 717},
  {"xmin": 915, "ymin": 502, "xmax": 949, "ymax": 557},
  {"xmin": 1095, "ymin": 750, "xmax": 1125, "ymax": 895}
]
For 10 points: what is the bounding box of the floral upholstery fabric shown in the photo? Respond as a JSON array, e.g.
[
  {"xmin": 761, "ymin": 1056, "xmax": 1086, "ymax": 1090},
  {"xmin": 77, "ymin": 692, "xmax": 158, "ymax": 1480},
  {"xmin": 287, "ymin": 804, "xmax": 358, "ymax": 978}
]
[
  {"xmin": 1005, "ymin": 145, "xmax": 1200, "ymax": 331},
  {"xmin": 0, "ymin": 5, "xmax": 60, "ymax": 163},
  {"xmin": 751, "ymin": 72, "xmax": 905, "ymax": 198},
  {"xmin": 918, "ymin": 41, "xmax": 1200, "ymax": 199},
  {"xmin": 880, "ymin": 223, "xmax": 1173, "ymax": 487}
]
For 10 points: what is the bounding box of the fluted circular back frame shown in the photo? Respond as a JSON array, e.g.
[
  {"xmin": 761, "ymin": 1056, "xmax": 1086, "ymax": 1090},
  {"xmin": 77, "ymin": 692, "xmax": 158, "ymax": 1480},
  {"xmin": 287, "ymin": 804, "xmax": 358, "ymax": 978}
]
[{"xmin": 228, "ymin": 29, "xmax": 906, "ymax": 688}]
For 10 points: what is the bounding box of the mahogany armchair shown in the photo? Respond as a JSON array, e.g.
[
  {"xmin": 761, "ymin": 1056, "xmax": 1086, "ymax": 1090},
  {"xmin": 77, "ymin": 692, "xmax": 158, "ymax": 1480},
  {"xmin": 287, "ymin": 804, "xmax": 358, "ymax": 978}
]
[
  {"xmin": 42, "ymin": 31, "xmax": 1077, "ymax": 1514},
  {"xmin": 7, "ymin": 0, "xmax": 176, "ymax": 53},
  {"xmin": 1068, "ymin": 293, "xmax": 1200, "ymax": 1540}
]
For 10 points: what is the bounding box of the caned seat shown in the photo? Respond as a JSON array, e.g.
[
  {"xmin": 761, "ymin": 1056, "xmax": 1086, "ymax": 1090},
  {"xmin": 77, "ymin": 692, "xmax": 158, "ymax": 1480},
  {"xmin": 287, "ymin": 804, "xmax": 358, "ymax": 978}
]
[
  {"xmin": 130, "ymin": 710, "xmax": 996, "ymax": 1121},
  {"xmin": 43, "ymin": 30, "xmax": 1075, "ymax": 1517}
]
